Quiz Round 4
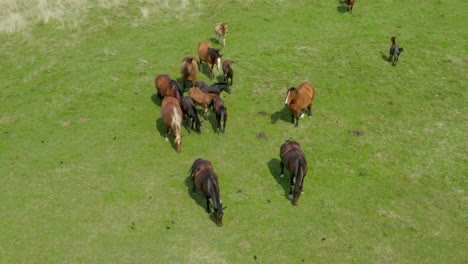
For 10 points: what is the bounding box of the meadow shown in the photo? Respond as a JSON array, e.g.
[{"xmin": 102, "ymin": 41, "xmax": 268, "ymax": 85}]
[{"xmin": 0, "ymin": 0, "xmax": 466, "ymax": 263}]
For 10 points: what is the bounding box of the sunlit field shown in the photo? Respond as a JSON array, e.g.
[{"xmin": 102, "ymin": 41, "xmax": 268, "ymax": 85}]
[{"xmin": 0, "ymin": 0, "xmax": 466, "ymax": 263}]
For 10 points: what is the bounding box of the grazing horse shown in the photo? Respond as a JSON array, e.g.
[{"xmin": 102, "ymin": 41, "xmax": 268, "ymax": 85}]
[
  {"xmin": 161, "ymin": 97, "xmax": 183, "ymax": 152},
  {"xmin": 214, "ymin": 23, "xmax": 229, "ymax": 47},
  {"xmin": 285, "ymin": 83, "xmax": 316, "ymax": 127},
  {"xmin": 213, "ymin": 98, "xmax": 228, "ymax": 134},
  {"xmin": 389, "ymin": 37, "xmax": 404, "ymax": 67},
  {"xmin": 181, "ymin": 56, "xmax": 199, "ymax": 90},
  {"xmin": 222, "ymin": 60, "xmax": 234, "ymax": 86},
  {"xmin": 198, "ymin": 41, "xmax": 223, "ymax": 80},
  {"xmin": 280, "ymin": 140, "xmax": 308, "ymax": 206},
  {"xmin": 190, "ymin": 158, "xmax": 227, "ymax": 226},
  {"xmin": 155, "ymin": 74, "xmax": 183, "ymax": 102},
  {"xmin": 189, "ymin": 87, "xmax": 221, "ymax": 120},
  {"xmin": 180, "ymin": 96, "xmax": 202, "ymax": 135},
  {"xmin": 346, "ymin": 0, "xmax": 357, "ymax": 14},
  {"xmin": 195, "ymin": 81, "xmax": 231, "ymax": 94}
]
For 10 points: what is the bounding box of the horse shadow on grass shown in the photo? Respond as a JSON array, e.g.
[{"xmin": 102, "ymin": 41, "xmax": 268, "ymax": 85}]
[
  {"xmin": 380, "ymin": 51, "xmax": 390, "ymax": 62},
  {"xmin": 151, "ymin": 93, "xmax": 162, "ymax": 106},
  {"xmin": 337, "ymin": 0, "xmax": 348, "ymax": 13},
  {"xmin": 270, "ymin": 106, "xmax": 292, "ymax": 125},
  {"xmin": 184, "ymin": 175, "xmax": 219, "ymax": 226},
  {"xmin": 268, "ymin": 158, "xmax": 290, "ymax": 200}
]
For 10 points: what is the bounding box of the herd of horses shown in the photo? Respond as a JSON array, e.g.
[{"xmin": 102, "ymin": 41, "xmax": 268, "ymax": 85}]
[{"xmin": 155, "ymin": 13, "xmax": 405, "ymax": 225}]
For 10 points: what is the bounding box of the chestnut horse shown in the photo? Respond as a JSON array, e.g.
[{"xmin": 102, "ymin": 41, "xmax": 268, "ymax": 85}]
[
  {"xmin": 161, "ymin": 97, "xmax": 183, "ymax": 152},
  {"xmin": 280, "ymin": 140, "xmax": 308, "ymax": 206},
  {"xmin": 190, "ymin": 158, "xmax": 226, "ymax": 226},
  {"xmin": 180, "ymin": 96, "xmax": 202, "ymax": 134},
  {"xmin": 181, "ymin": 56, "xmax": 199, "ymax": 90},
  {"xmin": 214, "ymin": 23, "xmax": 229, "ymax": 47},
  {"xmin": 155, "ymin": 74, "xmax": 183, "ymax": 101},
  {"xmin": 189, "ymin": 87, "xmax": 221, "ymax": 120},
  {"xmin": 346, "ymin": 0, "xmax": 357, "ymax": 14},
  {"xmin": 222, "ymin": 60, "xmax": 234, "ymax": 86},
  {"xmin": 389, "ymin": 37, "xmax": 404, "ymax": 67},
  {"xmin": 213, "ymin": 98, "xmax": 228, "ymax": 134},
  {"xmin": 195, "ymin": 81, "xmax": 231, "ymax": 95},
  {"xmin": 198, "ymin": 41, "xmax": 223, "ymax": 80},
  {"xmin": 285, "ymin": 82, "xmax": 316, "ymax": 127}
]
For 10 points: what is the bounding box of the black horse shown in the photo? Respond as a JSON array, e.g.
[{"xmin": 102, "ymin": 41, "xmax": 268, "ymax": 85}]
[
  {"xmin": 190, "ymin": 158, "xmax": 227, "ymax": 226},
  {"xmin": 196, "ymin": 81, "xmax": 231, "ymax": 94},
  {"xmin": 180, "ymin": 96, "xmax": 202, "ymax": 134},
  {"xmin": 280, "ymin": 140, "xmax": 308, "ymax": 205},
  {"xmin": 389, "ymin": 36, "xmax": 404, "ymax": 66}
]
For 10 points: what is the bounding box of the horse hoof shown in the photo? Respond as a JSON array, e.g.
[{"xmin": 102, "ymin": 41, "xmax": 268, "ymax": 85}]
[
  {"xmin": 165, "ymin": 137, "xmax": 169, "ymax": 141},
  {"xmin": 280, "ymin": 174, "xmax": 284, "ymax": 178},
  {"xmin": 300, "ymin": 113, "xmax": 305, "ymax": 119}
]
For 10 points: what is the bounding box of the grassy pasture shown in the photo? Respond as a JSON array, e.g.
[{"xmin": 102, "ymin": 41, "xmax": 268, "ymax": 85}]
[{"xmin": 0, "ymin": 0, "xmax": 466, "ymax": 263}]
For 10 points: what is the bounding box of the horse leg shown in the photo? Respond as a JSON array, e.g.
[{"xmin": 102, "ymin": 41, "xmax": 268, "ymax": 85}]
[
  {"xmin": 192, "ymin": 178, "xmax": 197, "ymax": 194},
  {"xmin": 165, "ymin": 126, "xmax": 170, "ymax": 141},
  {"xmin": 289, "ymin": 174, "xmax": 295, "ymax": 199},
  {"xmin": 222, "ymin": 118, "xmax": 226, "ymax": 134},
  {"xmin": 308, "ymin": 104, "xmax": 312, "ymax": 117},
  {"xmin": 206, "ymin": 197, "xmax": 212, "ymax": 215},
  {"xmin": 280, "ymin": 162, "xmax": 285, "ymax": 178},
  {"xmin": 187, "ymin": 117, "xmax": 193, "ymax": 134},
  {"xmin": 210, "ymin": 65, "xmax": 215, "ymax": 80},
  {"xmin": 295, "ymin": 113, "xmax": 299, "ymax": 127}
]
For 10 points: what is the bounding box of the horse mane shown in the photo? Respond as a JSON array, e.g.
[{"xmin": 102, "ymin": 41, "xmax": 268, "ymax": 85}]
[
  {"xmin": 206, "ymin": 172, "xmax": 221, "ymax": 209},
  {"xmin": 208, "ymin": 48, "xmax": 221, "ymax": 60},
  {"xmin": 171, "ymin": 107, "xmax": 182, "ymax": 141}
]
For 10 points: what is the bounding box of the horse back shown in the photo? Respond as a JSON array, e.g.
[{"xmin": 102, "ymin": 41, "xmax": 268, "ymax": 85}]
[
  {"xmin": 298, "ymin": 83, "xmax": 316, "ymax": 101},
  {"xmin": 198, "ymin": 41, "xmax": 212, "ymax": 60},
  {"xmin": 156, "ymin": 74, "xmax": 171, "ymax": 91},
  {"xmin": 215, "ymin": 23, "xmax": 228, "ymax": 36},
  {"xmin": 280, "ymin": 140, "xmax": 308, "ymax": 172},
  {"xmin": 162, "ymin": 97, "xmax": 182, "ymax": 125}
]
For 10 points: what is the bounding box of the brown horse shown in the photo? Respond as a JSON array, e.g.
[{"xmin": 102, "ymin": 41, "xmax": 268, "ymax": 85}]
[
  {"xmin": 161, "ymin": 97, "xmax": 183, "ymax": 152},
  {"xmin": 198, "ymin": 41, "xmax": 223, "ymax": 80},
  {"xmin": 222, "ymin": 60, "xmax": 234, "ymax": 86},
  {"xmin": 346, "ymin": 0, "xmax": 357, "ymax": 14},
  {"xmin": 189, "ymin": 87, "xmax": 221, "ymax": 120},
  {"xmin": 181, "ymin": 56, "xmax": 199, "ymax": 90},
  {"xmin": 214, "ymin": 23, "xmax": 229, "ymax": 47},
  {"xmin": 280, "ymin": 140, "xmax": 308, "ymax": 206},
  {"xmin": 389, "ymin": 37, "xmax": 404, "ymax": 67},
  {"xmin": 285, "ymin": 82, "xmax": 316, "ymax": 127},
  {"xmin": 180, "ymin": 96, "xmax": 202, "ymax": 134},
  {"xmin": 155, "ymin": 74, "xmax": 183, "ymax": 101},
  {"xmin": 213, "ymin": 98, "xmax": 228, "ymax": 134},
  {"xmin": 190, "ymin": 158, "xmax": 226, "ymax": 226}
]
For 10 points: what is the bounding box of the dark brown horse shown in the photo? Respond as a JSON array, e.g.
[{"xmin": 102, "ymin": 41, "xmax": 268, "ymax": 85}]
[
  {"xmin": 155, "ymin": 74, "xmax": 183, "ymax": 102},
  {"xmin": 181, "ymin": 56, "xmax": 199, "ymax": 90},
  {"xmin": 280, "ymin": 140, "xmax": 308, "ymax": 205},
  {"xmin": 190, "ymin": 158, "xmax": 226, "ymax": 226},
  {"xmin": 389, "ymin": 37, "xmax": 404, "ymax": 66},
  {"xmin": 285, "ymin": 82, "xmax": 316, "ymax": 127},
  {"xmin": 213, "ymin": 98, "xmax": 228, "ymax": 134},
  {"xmin": 346, "ymin": 0, "xmax": 357, "ymax": 14},
  {"xmin": 198, "ymin": 41, "xmax": 223, "ymax": 80},
  {"xmin": 180, "ymin": 96, "xmax": 202, "ymax": 134},
  {"xmin": 214, "ymin": 23, "xmax": 229, "ymax": 47},
  {"xmin": 189, "ymin": 87, "xmax": 221, "ymax": 120},
  {"xmin": 161, "ymin": 97, "xmax": 183, "ymax": 152},
  {"xmin": 195, "ymin": 81, "xmax": 231, "ymax": 94},
  {"xmin": 222, "ymin": 60, "xmax": 234, "ymax": 86}
]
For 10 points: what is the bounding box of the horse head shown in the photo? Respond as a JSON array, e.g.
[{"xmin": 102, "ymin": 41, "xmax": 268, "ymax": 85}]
[
  {"xmin": 214, "ymin": 204, "xmax": 227, "ymax": 227},
  {"xmin": 285, "ymin": 87, "xmax": 298, "ymax": 105},
  {"xmin": 174, "ymin": 134, "xmax": 182, "ymax": 153}
]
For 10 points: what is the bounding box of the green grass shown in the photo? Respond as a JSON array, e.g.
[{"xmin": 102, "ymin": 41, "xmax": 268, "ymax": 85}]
[{"xmin": 0, "ymin": 0, "xmax": 466, "ymax": 263}]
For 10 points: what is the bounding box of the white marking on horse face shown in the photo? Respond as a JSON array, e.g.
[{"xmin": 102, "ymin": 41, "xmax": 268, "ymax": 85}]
[
  {"xmin": 216, "ymin": 57, "xmax": 221, "ymax": 70},
  {"xmin": 165, "ymin": 137, "xmax": 169, "ymax": 141},
  {"xmin": 285, "ymin": 91, "xmax": 291, "ymax": 105}
]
